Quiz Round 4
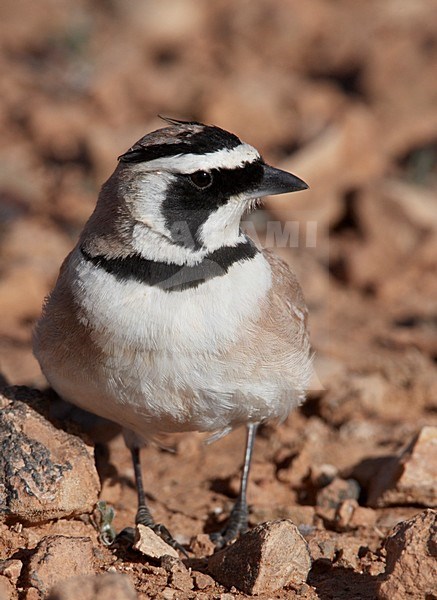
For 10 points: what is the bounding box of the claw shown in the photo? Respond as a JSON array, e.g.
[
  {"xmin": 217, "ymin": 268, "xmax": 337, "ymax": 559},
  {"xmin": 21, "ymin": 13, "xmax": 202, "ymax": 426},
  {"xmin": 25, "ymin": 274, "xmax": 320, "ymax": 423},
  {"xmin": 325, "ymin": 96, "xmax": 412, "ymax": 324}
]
[
  {"xmin": 115, "ymin": 523, "xmax": 188, "ymax": 557},
  {"xmin": 151, "ymin": 523, "xmax": 189, "ymax": 557},
  {"xmin": 210, "ymin": 522, "xmax": 247, "ymax": 549},
  {"xmin": 210, "ymin": 499, "xmax": 249, "ymax": 549}
]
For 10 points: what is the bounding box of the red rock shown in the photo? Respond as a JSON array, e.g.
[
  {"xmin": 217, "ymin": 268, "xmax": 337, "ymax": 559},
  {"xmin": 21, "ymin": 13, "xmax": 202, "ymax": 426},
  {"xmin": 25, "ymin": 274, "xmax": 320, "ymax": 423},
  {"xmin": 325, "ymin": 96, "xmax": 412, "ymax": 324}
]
[
  {"xmin": 189, "ymin": 533, "xmax": 216, "ymax": 558},
  {"xmin": 208, "ymin": 520, "xmax": 311, "ymax": 595},
  {"xmin": 368, "ymin": 426, "xmax": 437, "ymax": 508},
  {"xmin": 0, "ymin": 574, "xmax": 17, "ymax": 600},
  {"xmin": 316, "ymin": 477, "xmax": 360, "ymax": 511},
  {"xmin": 25, "ymin": 587, "xmax": 40, "ymax": 600},
  {"xmin": 160, "ymin": 588, "xmax": 177, "ymax": 600},
  {"xmin": 192, "ymin": 571, "xmax": 215, "ymax": 590},
  {"xmin": 132, "ymin": 524, "xmax": 179, "ymax": 559},
  {"xmin": 377, "ymin": 509, "xmax": 437, "ymax": 600},
  {"xmin": 0, "ymin": 559, "xmax": 22, "ymax": 584},
  {"xmin": 319, "ymin": 373, "xmax": 390, "ymax": 426},
  {"xmin": 27, "ymin": 536, "xmax": 95, "ymax": 597},
  {"xmin": 160, "ymin": 556, "xmax": 193, "ymax": 592},
  {"xmin": 310, "ymin": 463, "xmax": 338, "ymax": 488},
  {"xmin": 334, "ymin": 498, "xmax": 359, "ymax": 530},
  {"xmin": 334, "ymin": 538, "xmax": 363, "ymax": 571},
  {"xmin": 349, "ymin": 506, "xmax": 377, "ymax": 529},
  {"xmin": 307, "ymin": 531, "xmax": 338, "ymax": 562},
  {"xmin": 0, "ymin": 389, "xmax": 100, "ymax": 524},
  {"xmin": 48, "ymin": 573, "xmax": 138, "ymax": 600}
]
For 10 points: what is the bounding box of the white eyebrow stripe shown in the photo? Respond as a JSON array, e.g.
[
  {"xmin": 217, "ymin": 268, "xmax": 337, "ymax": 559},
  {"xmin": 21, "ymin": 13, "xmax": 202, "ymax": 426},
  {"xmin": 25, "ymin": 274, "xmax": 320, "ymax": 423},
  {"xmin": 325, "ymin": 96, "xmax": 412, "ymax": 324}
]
[{"xmin": 142, "ymin": 143, "xmax": 261, "ymax": 173}]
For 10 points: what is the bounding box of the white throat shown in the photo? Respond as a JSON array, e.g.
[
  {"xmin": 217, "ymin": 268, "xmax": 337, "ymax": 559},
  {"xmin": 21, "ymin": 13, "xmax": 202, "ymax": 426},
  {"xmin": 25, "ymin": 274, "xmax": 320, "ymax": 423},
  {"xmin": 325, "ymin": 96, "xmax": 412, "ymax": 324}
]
[
  {"xmin": 198, "ymin": 197, "xmax": 249, "ymax": 251},
  {"xmin": 131, "ymin": 223, "xmax": 208, "ymax": 266}
]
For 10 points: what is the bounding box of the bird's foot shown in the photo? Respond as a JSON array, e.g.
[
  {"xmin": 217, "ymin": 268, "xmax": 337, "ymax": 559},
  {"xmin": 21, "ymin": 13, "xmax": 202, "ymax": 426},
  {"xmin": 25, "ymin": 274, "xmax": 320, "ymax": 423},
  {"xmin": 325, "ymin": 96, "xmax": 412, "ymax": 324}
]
[
  {"xmin": 210, "ymin": 499, "xmax": 248, "ymax": 549},
  {"xmin": 149, "ymin": 522, "xmax": 188, "ymax": 557},
  {"xmin": 136, "ymin": 504, "xmax": 188, "ymax": 556},
  {"xmin": 114, "ymin": 505, "xmax": 188, "ymax": 557}
]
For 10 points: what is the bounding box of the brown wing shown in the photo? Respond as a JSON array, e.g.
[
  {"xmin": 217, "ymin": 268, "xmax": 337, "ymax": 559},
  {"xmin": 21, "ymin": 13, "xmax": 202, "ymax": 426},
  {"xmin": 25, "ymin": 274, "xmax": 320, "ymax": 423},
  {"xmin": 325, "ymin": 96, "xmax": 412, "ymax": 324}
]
[
  {"xmin": 261, "ymin": 248, "xmax": 309, "ymax": 333},
  {"xmin": 223, "ymin": 248, "xmax": 311, "ymax": 401}
]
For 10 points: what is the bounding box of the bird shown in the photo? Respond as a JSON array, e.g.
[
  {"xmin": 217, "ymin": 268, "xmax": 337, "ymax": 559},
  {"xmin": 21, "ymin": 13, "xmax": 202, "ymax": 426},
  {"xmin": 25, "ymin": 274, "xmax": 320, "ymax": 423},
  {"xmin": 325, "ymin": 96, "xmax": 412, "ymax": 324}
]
[{"xmin": 33, "ymin": 117, "xmax": 312, "ymax": 552}]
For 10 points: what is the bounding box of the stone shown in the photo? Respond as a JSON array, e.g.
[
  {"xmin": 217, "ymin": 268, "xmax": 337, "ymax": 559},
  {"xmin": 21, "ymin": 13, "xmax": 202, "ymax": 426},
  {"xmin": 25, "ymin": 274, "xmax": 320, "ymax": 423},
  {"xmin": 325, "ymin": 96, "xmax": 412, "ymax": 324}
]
[
  {"xmin": 310, "ymin": 463, "xmax": 338, "ymax": 488},
  {"xmin": 368, "ymin": 426, "xmax": 437, "ymax": 508},
  {"xmin": 316, "ymin": 478, "xmax": 360, "ymax": 511},
  {"xmin": 349, "ymin": 506, "xmax": 377, "ymax": 530},
  {"xmin": 160, "ymin": 556, "xmax": 193, "ymax": 592},
  {"xmin": 307, "ymin": 533, "xmax": 337, "ymax": 562},
  {"xmin": 0, "ymin": 389, "xmax": 100, "ymax": 524},
  {"xmin": 189, "ymin": 533, "xmax": 216, "ymax": 558},
  {"xmin": 0, "ymin": 574, "xmax": 16, "ymax": 600},
  {"xmin": 316, "ymin": 477, "xmax": 360, "ymax": 528},
  {"xmin": 48, "ymin": 573, "xmax": 138, "ymax": 600},
  {"xmin": 334, "ymin": 538, "xmax": 363, "ymax": 571},
  {"xmin": 132, "ymin": 524, "xmax": 179, "ymax": 559},
  {"xmin": 376, "ymin": 508, "xmax": 424, "ymax": 531},
  {"xmin": 0, "ymin": 559, "xmax": 22, "ymax": 584},
  {"xmin": 319, "ymin": 373, "xmax": 390, "ymax": 427},
  {"xmin": 334, "ymin": 499, "xmax": 359, "ymax": 530},
  {"xmin": 208, "ymin": 520, "xmax": 311, "ymax": 595},
  {"xmin": 377, "ymin": 509, "xmax": 437, "ymax": 600},
  {"xmin": 26, "ymin": 535, "xmax": 95, "ymax": 596},
  {"xmin": 297, "ymin": 582, "xmax": 319, "ymax": 598},
  {"xmin": 330, "ymin": 500, "xmax": 376, "ymax": 533},
  {"xmin": 192, "ymin": 571, "xmax": 215, "ymax": 590}
]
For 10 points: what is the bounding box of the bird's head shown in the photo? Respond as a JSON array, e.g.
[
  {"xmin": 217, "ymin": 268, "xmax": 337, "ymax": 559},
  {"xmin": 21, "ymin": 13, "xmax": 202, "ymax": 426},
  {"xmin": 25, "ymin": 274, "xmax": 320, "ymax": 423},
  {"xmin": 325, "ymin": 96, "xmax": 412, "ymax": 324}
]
[{"xmin": 98, "ymin": 119, "xmax": 307, "ymax": 254}]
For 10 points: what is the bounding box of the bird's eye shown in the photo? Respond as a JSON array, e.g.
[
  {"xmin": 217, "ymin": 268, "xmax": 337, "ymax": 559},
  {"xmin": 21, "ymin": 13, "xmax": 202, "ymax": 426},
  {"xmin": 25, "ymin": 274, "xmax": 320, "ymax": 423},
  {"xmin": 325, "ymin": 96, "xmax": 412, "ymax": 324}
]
[{"xmin": 189, "ymin": 171, "xmax": 212, "ymax": 189}]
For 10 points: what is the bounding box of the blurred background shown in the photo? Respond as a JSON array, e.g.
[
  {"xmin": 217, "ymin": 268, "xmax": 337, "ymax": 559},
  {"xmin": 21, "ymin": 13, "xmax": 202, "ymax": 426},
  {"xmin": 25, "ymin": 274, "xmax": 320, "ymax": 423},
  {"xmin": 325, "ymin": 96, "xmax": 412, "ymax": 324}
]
[{"xmin": 1, "ymin": 3, "xmax": 437, "ymax": 594}]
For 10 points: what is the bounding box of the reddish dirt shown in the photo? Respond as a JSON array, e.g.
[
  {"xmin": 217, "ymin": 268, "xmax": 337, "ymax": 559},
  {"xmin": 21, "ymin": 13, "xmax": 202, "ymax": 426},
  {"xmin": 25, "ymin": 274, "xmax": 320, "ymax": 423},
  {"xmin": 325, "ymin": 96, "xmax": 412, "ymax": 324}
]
[{"xmin": 1, "ymin": 1, "xmax": 436, "ymax": 598}]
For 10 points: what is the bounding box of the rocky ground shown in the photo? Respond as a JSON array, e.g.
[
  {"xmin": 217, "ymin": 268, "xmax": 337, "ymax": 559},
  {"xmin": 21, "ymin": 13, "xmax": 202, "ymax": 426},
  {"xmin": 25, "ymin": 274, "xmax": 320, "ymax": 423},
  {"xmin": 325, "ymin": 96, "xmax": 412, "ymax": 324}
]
[{"xmin": 1, "ymin": 1, "xmax": 437, "ymax": 598}]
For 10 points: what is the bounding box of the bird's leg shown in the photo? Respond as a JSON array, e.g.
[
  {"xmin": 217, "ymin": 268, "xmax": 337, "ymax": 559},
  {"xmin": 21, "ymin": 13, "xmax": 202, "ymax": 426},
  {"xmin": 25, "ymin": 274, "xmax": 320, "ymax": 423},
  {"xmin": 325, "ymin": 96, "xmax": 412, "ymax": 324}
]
[
  {"xmin": 118, "ymin": 446, "xmax": 187, "ymax": 556},
  {"xmin": 211, "ymin": 423, "xmax": 258, "ymax": 548},
  {"xmin": 132, "ymin": 446, "xmax": 188, "ymax": 556},
  {"xmin": 131, "ymin": 446, "xmax": 154, "ymax": 527}
]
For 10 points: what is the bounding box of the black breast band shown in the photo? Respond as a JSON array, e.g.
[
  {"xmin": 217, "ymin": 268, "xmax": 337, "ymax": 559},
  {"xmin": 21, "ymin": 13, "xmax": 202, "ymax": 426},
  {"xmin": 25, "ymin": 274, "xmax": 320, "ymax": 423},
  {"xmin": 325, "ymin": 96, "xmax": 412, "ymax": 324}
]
[{"xmin": 80, "ymin": 240, "xmax": 258, "ymax": 292}]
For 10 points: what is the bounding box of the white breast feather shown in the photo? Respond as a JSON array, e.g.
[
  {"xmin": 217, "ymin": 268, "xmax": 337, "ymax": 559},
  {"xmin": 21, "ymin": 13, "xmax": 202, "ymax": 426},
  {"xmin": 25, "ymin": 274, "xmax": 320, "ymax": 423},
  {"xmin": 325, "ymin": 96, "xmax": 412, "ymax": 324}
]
[
  {"xmin": 73, "ymin": 248, "xmax": 270, "ymax": 352},
  {"xmin": 43, "ymin": 248, "xmax": 311, "ymax": 438}
]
